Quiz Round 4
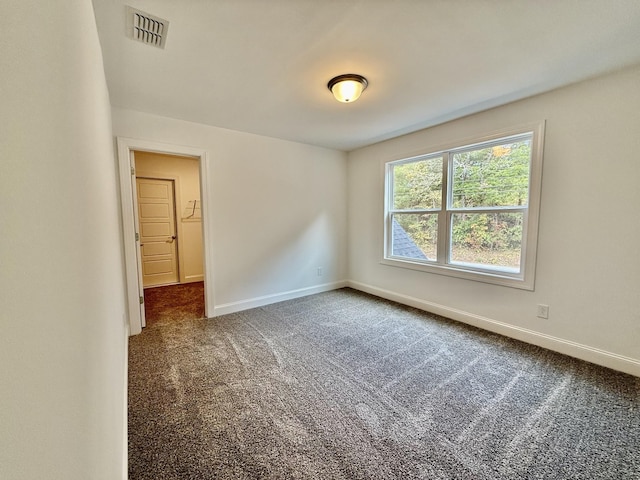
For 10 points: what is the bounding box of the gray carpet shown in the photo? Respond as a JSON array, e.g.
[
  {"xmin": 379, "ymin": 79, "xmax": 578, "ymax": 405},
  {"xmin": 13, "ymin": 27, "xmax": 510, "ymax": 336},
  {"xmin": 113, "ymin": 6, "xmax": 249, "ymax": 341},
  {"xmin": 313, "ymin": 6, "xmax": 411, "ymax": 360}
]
[{"xmin": 128, "ymin": 288, "xmax": 640, "ymax": 479}]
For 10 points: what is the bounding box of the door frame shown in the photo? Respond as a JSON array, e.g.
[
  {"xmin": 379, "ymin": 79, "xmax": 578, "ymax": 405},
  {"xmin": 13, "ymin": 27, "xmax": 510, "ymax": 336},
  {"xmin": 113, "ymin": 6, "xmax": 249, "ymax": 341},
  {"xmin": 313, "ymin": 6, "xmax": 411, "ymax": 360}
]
[{"xmin": 117, "ymin": 137, "xmax": 213, "ymax": 335}]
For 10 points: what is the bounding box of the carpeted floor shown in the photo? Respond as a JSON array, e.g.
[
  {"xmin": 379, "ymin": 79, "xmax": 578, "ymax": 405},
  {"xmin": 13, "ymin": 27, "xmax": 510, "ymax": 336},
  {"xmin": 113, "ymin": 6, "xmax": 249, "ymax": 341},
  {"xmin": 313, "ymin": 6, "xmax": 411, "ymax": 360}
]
[
  {"xmin": 143, "ymin": 281, "xmax": 205, "ymax": 327},
  {"xmin": 129, "ymin": 288, "xmax": 640, "ymax": 479}
]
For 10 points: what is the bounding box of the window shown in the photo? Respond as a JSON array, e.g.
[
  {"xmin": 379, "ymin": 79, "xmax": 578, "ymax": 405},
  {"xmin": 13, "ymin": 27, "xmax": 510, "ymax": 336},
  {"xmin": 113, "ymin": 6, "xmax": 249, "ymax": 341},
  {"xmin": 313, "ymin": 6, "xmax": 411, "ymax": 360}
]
[{"xmin": 383, "ymin": 122, "xmax": 544, "ymax": 290}]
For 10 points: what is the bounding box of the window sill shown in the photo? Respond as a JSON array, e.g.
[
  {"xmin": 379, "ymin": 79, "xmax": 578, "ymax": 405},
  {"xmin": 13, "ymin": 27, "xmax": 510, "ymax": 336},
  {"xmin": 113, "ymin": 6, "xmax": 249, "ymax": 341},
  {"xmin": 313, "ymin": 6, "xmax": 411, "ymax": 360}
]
[{"xmin": 380, "ymin": 256, "xmax": 534, "ymax": 291}]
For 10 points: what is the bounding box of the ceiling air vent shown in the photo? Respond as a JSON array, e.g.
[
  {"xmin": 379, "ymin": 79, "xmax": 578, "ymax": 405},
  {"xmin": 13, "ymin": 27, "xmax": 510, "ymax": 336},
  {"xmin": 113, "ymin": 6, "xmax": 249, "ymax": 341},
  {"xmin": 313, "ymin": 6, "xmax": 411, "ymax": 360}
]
[{"xmin": 126, "ymin": 6, "xmax": 169, "ymax": 49}]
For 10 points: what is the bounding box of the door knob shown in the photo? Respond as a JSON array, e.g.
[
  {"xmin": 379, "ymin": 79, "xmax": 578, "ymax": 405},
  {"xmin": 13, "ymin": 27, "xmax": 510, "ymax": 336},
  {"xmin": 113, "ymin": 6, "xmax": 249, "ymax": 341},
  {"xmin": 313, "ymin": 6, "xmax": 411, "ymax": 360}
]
[{"xmin": 166, "ymin": 235, "xmax": 176, "ymax": 243}]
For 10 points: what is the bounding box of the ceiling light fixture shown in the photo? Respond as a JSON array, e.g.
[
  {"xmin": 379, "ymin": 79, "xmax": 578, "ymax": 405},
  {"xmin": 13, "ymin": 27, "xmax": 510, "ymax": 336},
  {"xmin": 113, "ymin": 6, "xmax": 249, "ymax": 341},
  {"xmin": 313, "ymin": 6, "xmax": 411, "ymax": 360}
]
[{"xmin": 327, "ymin": 74, "xmax": 368, "ymax": 103}]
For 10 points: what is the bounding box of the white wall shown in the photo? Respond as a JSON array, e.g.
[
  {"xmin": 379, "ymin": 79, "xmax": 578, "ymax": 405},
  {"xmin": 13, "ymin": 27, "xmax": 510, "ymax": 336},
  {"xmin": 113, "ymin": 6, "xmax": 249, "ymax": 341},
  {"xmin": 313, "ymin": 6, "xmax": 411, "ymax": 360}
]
[
  {"xmin": 347, "ymin": 65, "xmax": 640, "ymax": 375},
  {"xmin": 0, "ymin": 1, "xmax": 127, "ymax": 479},
  {"xmin": 112, "ymin": 108, "xmax": 348, "ymax": 314}
]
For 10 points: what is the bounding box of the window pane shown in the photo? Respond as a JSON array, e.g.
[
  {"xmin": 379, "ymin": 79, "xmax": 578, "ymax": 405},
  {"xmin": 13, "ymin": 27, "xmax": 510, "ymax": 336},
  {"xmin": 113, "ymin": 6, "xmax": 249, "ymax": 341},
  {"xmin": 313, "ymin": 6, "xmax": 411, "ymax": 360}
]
[
  {"xmin": 450, "ymin": 212, "xmax": 523, "ymax": 272},
  {"xmin": 392, "ymin": 157, "xmax": 443, "ymax": 210},
  {"xmin": 451, "ymin": 139, "xmax": 531, "ymax": 208},
  {"xmin": 391, "ymin": 214, "xmax": 437, "ymax": 261}
]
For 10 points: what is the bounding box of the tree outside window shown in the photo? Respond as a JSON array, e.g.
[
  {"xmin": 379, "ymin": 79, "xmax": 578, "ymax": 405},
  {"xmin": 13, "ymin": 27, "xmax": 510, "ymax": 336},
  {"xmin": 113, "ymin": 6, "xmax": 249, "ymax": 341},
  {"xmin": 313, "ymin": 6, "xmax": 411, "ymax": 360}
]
[{"xmin": 384, "ymin": 123, "xmax": 544, "ymax": 290}]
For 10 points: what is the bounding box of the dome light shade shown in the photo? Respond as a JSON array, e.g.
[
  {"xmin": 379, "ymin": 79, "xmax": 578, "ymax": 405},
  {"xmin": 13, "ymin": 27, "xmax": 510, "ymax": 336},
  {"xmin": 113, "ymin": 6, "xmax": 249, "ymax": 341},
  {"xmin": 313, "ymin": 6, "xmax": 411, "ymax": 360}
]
[{"xmin": 328, "ymin": 74, "xmax": 368, "ymax": 103}]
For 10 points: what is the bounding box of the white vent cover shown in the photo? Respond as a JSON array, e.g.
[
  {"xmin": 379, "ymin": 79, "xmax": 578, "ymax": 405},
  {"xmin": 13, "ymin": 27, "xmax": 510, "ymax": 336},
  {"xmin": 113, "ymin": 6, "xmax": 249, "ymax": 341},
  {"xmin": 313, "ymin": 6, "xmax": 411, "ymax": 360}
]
[{"xmin": 126, "ymin": 6, "xmax": 169, "ymax": 49}]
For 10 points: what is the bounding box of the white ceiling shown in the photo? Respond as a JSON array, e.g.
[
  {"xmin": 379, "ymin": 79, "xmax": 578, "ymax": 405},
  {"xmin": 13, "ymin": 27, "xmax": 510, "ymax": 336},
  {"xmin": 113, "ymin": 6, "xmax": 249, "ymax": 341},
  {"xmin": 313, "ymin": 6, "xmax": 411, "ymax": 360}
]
[{"xmin": 93, "ymin": 0, "xmax": 640, "ymax": 151}]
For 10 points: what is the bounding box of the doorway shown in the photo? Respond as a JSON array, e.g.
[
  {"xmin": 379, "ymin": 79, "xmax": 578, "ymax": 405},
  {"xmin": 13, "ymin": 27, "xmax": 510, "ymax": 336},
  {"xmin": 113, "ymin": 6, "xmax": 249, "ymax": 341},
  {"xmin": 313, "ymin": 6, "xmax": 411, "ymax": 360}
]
[
  {"xmin": 117, "ymin": 137, "xmax": 213, "ymax": 335},
  {"xmin": 133, "ymin": 151, "xmax": 205, "ymax": 328}
]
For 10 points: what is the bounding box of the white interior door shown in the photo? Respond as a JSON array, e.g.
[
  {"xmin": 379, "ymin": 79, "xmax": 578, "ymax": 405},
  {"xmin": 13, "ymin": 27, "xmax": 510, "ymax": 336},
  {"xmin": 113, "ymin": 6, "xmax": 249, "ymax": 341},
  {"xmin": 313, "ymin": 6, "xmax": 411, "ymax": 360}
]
[{"xmin": 136, "ymin": 177, "xmax": 179, "ymax": 287}]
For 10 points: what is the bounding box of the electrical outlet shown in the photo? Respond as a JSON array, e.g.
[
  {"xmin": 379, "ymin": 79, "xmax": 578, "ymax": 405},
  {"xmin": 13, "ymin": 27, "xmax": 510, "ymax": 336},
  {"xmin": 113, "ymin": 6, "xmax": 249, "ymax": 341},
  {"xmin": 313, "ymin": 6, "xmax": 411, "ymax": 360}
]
[
  {"xmin": 537, "ymin": 304, "xmax": 549, "ymax": 319},
  {"xmin": 317, "ymin": 267, "xmax": 323, "ymax": 276}
]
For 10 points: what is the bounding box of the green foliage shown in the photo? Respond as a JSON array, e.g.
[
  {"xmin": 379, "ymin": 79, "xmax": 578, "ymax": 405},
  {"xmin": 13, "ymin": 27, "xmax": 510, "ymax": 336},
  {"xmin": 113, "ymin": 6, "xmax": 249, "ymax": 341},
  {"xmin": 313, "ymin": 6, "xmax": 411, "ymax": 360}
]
[
  {"xmin": 395, "ymin": 213, "xmax": 438, "ymax": 258},
  {"xmin": 393, "ymin": 157, "xmax": 442, "ymax": 210},
  {"xmin": 392, "ymin": 139, "xmax": 531, "ymax": 268},
  {"xmin": 451, "ymin": 213, "xmax": 523, "ymax": 266},
  {"xmin": 451, "ymin": 141, "xmax": 530, "ymax": 208}
]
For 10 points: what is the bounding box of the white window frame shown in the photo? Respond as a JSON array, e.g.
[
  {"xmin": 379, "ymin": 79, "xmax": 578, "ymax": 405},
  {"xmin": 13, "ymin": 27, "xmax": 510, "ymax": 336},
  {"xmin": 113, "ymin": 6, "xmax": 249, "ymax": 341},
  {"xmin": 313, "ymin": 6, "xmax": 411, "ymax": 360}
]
[{"xmin": 382, "ymin": 121, "xmax": 545, "ymax": 290}]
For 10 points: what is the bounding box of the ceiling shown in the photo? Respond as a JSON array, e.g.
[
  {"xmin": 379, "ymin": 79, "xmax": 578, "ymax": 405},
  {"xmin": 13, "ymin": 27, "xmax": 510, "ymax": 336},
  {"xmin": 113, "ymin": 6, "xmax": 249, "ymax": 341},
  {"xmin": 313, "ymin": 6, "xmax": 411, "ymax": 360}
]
[{"xmin": 93, "ymin": 0, "xmax": 640, "ymax": 151}]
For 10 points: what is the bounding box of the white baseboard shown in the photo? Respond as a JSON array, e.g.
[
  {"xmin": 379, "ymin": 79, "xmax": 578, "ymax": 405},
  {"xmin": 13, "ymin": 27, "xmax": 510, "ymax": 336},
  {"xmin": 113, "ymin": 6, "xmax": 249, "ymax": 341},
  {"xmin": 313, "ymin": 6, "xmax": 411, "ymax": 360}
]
[
  {"xmin": 184, "ymin": 274, "xmax": 204, "ymax": 283},
  {"xmin": 212, "ymin": 281, "xmax": 348, "ymax": 317},
  {"xmin": 348, "ymin": 280, "xmax": 640, "ymax": 377}
]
